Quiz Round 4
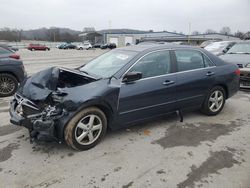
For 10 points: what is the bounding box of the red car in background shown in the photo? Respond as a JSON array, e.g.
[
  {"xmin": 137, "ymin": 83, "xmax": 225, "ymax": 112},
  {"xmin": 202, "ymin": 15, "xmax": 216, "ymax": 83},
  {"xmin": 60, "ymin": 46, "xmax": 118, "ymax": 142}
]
[{"xmin": 27, "ymin": 44, "xmax": 50, "ymax": 51}]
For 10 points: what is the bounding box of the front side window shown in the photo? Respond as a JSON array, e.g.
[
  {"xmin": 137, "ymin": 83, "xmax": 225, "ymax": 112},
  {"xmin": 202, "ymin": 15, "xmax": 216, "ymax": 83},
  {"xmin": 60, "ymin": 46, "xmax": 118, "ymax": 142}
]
[
  {"xmin": 175, "ymin": 50, "xmax": 209, "ymax": 72},
  {"xmin": 129, "ymin": 50, "xmax": 171, "ymax": 79}
]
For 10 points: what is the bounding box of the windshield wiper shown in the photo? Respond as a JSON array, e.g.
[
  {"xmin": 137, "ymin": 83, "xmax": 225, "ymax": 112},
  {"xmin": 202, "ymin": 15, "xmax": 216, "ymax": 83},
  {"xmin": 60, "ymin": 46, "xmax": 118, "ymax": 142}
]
[
  {"xmin": 80, "ymin": 70, "xmax": 89, "ymax": 75},
  {"xmin": 228, "ymin": 52, "xmax": 250, "ymax": 54}
]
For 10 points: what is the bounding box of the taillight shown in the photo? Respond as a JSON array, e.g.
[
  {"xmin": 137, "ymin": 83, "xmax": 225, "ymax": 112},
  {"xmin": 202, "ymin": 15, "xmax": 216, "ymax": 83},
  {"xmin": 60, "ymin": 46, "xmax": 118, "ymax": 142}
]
[
  {"xmin": 235, "ymin": 69, "xmax": 240, "ymax": 76},
  {"xmin": 9, "ymin": 54, "xmax": 20, "ymax": 60}
]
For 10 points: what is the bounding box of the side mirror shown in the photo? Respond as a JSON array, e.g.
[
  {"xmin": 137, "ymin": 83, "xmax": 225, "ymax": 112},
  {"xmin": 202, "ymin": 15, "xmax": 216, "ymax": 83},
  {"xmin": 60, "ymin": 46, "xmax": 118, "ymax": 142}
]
[{"xmin": 122, "ymin": 71, "xmax": 142, "ymax": 83}]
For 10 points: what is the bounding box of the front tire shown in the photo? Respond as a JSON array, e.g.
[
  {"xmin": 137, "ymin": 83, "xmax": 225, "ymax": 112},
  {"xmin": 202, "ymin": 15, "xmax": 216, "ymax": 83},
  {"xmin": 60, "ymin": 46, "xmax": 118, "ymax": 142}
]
[
  {"xmin": 64, "ymin": 107, "xmax": 107, "ymax": 150},
  {"xmin": 0, "ymin": 73, "xmax": 18, "ymax": 97},
  {"xmin": 201, "ymin": 86, "xmax": 226, "ymax": 116}
]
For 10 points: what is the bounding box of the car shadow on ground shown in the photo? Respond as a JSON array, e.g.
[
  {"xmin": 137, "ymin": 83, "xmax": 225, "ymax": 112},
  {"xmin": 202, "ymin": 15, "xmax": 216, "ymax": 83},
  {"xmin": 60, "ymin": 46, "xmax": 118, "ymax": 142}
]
[
  {"xmin": 17, "ymin": 111, "xmax": 182, "ymax": 153},
  {"xmin": 14, "ymin": 105, "xmax": 246, "ymax": 154}
]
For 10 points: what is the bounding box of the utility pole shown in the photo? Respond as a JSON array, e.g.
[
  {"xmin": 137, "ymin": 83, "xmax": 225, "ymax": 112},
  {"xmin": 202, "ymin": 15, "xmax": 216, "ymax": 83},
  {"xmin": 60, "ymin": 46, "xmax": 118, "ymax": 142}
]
[{"xmin": 188, "ymin": 22, "xmax": 191, "ymax": 44}]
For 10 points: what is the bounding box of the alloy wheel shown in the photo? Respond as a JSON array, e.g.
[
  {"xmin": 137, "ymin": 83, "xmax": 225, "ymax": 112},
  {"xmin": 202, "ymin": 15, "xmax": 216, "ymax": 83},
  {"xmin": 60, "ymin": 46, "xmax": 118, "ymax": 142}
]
[
  {"xmin": 208, "ymin": 90, "xmax": 224, "ymax": 112},
  {"xmin": 0, "ymin": 76, "xmax": 16, "ymax": 95},
  {"xmin": 75, "ymin": 114, "xmax": 103, "ymax": 145}
]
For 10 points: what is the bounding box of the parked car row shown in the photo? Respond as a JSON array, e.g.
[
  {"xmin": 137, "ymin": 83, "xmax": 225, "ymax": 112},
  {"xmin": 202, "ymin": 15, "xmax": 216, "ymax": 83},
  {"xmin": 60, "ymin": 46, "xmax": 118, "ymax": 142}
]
[
  {"xmin": 57, "ymin": 42, "xmax": 117, "ymax": 50},
  {"xmin": 2, "ymin": 42, "xmax": 117, "ymax": 52}
]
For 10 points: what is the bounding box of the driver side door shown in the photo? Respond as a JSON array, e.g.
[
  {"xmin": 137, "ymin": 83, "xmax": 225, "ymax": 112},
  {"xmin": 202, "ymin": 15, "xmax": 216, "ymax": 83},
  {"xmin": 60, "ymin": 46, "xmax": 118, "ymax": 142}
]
[{"xmin": 117, "ymin": 50, "xmax": 177, "ymax": 126}]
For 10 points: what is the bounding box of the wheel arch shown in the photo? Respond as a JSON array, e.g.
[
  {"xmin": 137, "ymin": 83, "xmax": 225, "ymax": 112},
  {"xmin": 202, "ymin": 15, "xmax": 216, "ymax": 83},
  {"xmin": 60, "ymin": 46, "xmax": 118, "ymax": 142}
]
[
  {"xmin": 214, "ymin": 84, "xmax": 229, "ymax": 99},
  {"xmin": 57, "ymin": 101, "xmax": 114, "ymax": 142},
  {"xmin": 0, "ymin": 71, "xmax": 19, "ymax": 82}
]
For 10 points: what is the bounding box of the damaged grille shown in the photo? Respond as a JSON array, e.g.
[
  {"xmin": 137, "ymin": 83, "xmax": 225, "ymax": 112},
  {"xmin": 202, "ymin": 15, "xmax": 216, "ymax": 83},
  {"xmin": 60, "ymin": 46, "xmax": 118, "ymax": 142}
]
[
  {"xmin": 15, "ymin": 93, "xmax": 40, "ymax": 117},
  {"xmin": 15, "ymin": 93, "xmax": 65, "ymax": 121}
]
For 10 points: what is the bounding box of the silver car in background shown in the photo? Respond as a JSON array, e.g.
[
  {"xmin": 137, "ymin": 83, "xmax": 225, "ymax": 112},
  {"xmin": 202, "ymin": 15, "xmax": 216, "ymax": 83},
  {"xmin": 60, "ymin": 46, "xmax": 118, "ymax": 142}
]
[
  {"xmin": 204, "ymin": 41, "xmax": 236, "ymax": 56},
  {"xmin": 220, "ymin": 41, "xmax": 250, "ymax": 68}
]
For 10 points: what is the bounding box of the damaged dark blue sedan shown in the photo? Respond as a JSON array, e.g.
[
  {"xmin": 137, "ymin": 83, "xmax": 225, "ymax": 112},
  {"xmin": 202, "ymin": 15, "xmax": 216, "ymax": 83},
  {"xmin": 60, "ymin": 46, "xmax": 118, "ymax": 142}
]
[{"xmin": 10, "ymin": 45, "xmax": 240, "ymax": 150}]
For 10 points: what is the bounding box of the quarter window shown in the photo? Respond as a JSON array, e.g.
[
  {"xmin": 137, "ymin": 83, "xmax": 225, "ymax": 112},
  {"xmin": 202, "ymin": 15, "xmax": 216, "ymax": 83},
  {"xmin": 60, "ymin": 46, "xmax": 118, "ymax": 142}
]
[
  {"xmin": 175, "ymin": 50, "xmax": 209, "ymax": 72},
  {"xmin": 129, "ymin": 50, "xmax": 171, "ymax": 78}
]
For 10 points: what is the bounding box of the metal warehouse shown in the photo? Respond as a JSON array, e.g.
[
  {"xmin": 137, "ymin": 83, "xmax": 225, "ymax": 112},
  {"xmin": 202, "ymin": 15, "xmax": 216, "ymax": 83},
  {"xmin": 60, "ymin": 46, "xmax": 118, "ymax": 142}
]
[{"xmin": 79, "ymin": 29, "xmax": 240, "ymax": 47}]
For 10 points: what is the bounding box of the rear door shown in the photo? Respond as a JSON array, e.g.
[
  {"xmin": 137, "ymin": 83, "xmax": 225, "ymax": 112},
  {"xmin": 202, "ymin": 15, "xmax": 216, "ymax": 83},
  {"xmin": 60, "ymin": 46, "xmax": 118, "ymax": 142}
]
[
  {"xmin": 117, "ymin": 50, "xmax": 177, "ymax": 125},
  {"xmin": 173, "ymin": 49, "xmax": 216, "ymax": 109}
]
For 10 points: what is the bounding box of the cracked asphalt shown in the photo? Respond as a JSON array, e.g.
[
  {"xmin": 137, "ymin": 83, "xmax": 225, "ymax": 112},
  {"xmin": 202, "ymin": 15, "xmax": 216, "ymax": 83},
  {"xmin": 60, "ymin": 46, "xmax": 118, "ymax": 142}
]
[{"xmin": 0, "ymin": 49, "xmax": 250, "ymax": 188}]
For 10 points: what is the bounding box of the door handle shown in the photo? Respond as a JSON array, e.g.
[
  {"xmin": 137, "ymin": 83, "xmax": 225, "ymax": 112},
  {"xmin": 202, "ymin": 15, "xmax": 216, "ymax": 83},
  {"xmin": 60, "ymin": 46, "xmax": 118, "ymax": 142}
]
[
  {"xmin": 163, "ymin": 80, "xmax": 175, "ymax": 85},
  {"xmin": 206, "ymin": 71, "xmax": 215, "ymax": 76}
]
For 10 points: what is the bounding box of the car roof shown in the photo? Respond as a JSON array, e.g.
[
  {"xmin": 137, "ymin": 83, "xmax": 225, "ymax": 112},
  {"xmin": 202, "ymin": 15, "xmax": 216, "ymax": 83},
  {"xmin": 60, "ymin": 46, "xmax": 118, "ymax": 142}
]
[
  {"xmin": 118, "ymin": 44, "xmax": 203, "ymax": 52},
  {"xmin": 235, "ymin": 40, "xmax": 250, "ymax": 44}
]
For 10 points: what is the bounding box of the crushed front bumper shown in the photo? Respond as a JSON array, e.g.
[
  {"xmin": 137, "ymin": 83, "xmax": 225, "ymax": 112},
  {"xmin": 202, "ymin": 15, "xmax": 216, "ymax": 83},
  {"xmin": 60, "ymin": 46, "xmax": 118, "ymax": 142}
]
[
  {"xmin": 9, "ymin": 96, "xmax": 58, "ymax": 142},
  {"xmin": 10, "ymin": 100, "xmax": 32, "ymax": 129}
]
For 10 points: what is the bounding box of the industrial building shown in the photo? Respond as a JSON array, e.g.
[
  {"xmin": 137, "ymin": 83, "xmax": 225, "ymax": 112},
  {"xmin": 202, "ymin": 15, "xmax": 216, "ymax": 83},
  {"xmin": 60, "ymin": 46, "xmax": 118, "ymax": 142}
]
[{"xmin": 79, "ymin": 29, "xmax": 240, "ymax": 47}]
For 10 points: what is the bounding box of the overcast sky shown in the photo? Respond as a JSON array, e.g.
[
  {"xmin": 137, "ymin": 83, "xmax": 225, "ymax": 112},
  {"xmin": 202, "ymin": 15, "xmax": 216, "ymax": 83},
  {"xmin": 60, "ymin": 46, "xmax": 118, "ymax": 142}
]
[{"xmin": 0, "ymin": 0, "xmax": 249, "ymax": 33}]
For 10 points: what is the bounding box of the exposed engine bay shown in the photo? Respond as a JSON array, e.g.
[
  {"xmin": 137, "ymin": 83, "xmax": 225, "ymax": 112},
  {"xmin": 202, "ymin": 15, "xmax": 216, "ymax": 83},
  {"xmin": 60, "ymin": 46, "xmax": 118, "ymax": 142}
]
[{"xmin": 11, "ymin": 67, "xmax": 99, "ymax": 142}]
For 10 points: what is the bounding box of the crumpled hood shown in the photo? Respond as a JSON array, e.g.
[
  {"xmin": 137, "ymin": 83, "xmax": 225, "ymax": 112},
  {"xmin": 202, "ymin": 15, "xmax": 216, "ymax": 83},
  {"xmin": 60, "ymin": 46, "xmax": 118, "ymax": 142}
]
[
  {"xmin": 17, "ymin": 67, "xmax": 98, "ymax": 101},
  {"xmin": 219, "ymin": 54, "xmax": 250, "ymax": 67}
]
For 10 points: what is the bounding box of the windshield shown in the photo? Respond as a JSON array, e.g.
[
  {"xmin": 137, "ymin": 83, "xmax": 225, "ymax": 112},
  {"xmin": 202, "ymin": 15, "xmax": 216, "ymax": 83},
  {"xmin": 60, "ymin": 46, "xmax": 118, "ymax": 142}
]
[
  {"xmin": 80, "ymin": 49, "xmax": 137, "ymax": 78},
  {"xmin": 227, "ymin": 43, "xmax": 250, "ymax": 54},
  {"xmin": 205, "ymin": 42, "xmax": 230, "ymax": 51}
]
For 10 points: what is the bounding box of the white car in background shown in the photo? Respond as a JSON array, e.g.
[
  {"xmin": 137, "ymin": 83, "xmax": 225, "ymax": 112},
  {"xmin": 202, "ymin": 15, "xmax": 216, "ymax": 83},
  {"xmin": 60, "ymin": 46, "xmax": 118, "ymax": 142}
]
[{"xmin": 77, "ymin": 43, "xmax": 92, "ymax": 50}]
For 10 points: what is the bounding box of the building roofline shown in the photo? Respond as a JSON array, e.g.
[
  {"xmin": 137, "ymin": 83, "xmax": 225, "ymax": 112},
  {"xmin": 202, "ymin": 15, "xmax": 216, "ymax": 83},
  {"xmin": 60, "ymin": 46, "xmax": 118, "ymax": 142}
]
[
  {"xmin": 79, "ymin": 29, "xmax": 185, "ymax": 36},
  {"xmin": 189, "ymin": 33, "xmax": 239, "ymax": 38},
  {"xmin": 101, "ymin": 31, "xmax": 185, "ymax": 35}
]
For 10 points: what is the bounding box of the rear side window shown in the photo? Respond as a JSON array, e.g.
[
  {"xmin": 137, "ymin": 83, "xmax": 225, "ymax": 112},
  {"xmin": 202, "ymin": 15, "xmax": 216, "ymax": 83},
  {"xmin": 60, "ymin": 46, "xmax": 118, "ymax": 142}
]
[{"xmin": 175, "ymin": 50, "xmax": 210, "ymax": 72}]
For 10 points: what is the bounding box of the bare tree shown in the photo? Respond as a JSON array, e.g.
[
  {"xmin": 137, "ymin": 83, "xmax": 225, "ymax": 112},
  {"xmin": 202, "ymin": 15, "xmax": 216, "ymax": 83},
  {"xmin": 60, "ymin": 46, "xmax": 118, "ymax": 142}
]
[
  {"xmin": 204, "ymin": 29, "xmax": 216, "ymax": 34},
  {"xmin": 46, "ymin": 28, "xmax": 60, "ymax": 41},
  {"xmin": 234, "ymin": 31, "xmax": 245, "ymax": 39},
  {"xmin": 220, "ymin": 26, "xmax": 231, "ymax": 35},
  {"xmin": 0, "ymin": 28, "xmax": 21, "ymax": 42},
  {"xmin": 192, "ymin": 31, "xmax": 200, "ymax": 35}
]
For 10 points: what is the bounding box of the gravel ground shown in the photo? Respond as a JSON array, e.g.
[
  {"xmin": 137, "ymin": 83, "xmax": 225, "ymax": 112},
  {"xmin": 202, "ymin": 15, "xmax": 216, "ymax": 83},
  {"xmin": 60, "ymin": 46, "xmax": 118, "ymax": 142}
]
[{"xmin": 0, "ymin": 49, "xmax": 250, "ymax": 188}]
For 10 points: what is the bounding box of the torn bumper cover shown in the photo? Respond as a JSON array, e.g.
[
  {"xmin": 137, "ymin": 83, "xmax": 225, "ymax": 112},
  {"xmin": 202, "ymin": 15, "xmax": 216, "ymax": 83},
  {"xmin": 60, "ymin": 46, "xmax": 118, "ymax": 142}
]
[
  {"xmin": 10, "ymin": 93, "xmax": 66, "ymax": 142},
  {"xmin": 9, "ymin": 67, "xmax": 98, "ymax": 142}
]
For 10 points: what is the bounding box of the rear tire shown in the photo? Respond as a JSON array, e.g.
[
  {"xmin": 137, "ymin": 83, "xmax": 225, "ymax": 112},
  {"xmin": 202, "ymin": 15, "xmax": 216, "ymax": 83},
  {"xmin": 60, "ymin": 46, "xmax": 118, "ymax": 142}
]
[
  {"xmin": 201, "ymin": 86, "xmax": 226, "ymax": 116},
  {"xmin": 0, "ymin": 73, "xmax": 18, "ymax": 97},
  {"xmin": 64, "ymin": 107, "xmax": 107, "ymax": 150}
]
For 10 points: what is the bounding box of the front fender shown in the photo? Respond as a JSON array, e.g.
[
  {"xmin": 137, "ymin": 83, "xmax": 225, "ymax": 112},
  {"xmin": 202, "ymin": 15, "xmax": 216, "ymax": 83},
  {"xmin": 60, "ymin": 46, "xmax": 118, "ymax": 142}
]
[{"xmin": 56, "ymin": 99, "xmax": 116, "ymax": 142}]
